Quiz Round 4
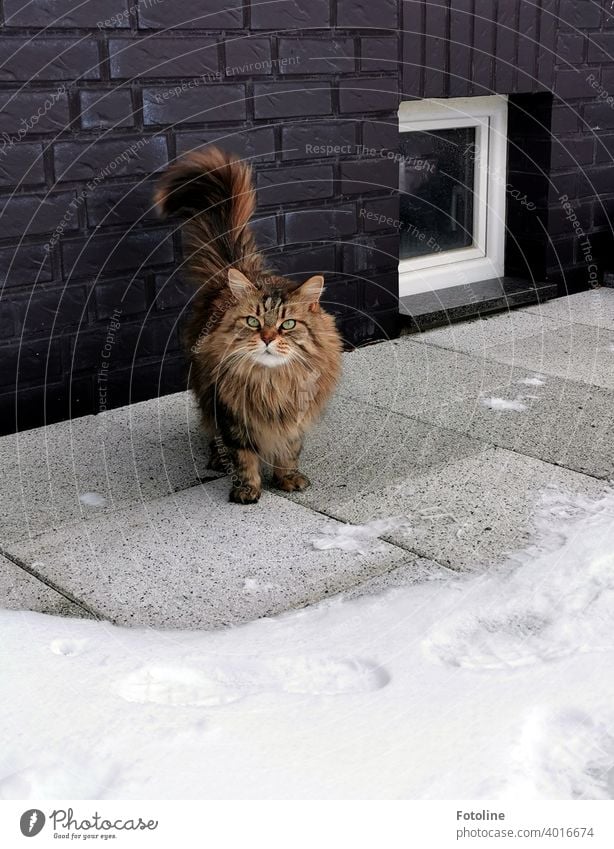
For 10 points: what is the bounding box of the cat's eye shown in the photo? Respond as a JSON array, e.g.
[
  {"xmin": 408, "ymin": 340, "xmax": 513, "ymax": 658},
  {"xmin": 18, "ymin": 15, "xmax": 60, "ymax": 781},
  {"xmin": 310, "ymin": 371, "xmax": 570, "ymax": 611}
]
[
  {"xmin": 280, "ymin": 319, "xmax": 296, "ymax": 330},
  {"xmin": 246, "ymin": 316, "xmax": 260, "ymax": 328}
]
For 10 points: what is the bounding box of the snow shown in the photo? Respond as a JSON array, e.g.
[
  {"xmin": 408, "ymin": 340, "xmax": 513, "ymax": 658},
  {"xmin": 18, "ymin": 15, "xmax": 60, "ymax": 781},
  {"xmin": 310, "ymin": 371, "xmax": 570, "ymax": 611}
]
[
  {"xmin": 480, "ymin": 396, "xmax": 528, "ymax": 412},
  {"xmin": 2, "ymin": 489, "xmax": 614, "ymax": 800},
  {"xmin": 517, "ymin": 375, "xmax": 546, "ymax": 387},
  {"xmin": 78, "ymin": 492, "xmax": 107, "ymax": 508},
  {"xmin": 310, "ymin": 517, "xmax": 411, "ymax": 553}
]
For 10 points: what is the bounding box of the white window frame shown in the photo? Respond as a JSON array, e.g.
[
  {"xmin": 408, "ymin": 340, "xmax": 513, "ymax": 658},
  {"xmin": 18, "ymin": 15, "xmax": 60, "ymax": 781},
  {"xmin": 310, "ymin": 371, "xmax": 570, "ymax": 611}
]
[{"xmin": 398, "ymin": 95, "xmax": 508, "ymax": 297}]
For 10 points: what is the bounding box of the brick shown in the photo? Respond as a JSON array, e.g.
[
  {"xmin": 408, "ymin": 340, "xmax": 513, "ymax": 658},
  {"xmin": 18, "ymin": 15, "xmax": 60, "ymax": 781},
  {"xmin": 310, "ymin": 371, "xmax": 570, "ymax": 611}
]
[
  {"xmin": 284, "ymin": 205, "xmax": 356, "ymax": 243},
  {"xmin": 338, "ymin": 77, "xmax": 398, "ymax": 113},
  {"xmin": 588, "ymin": 33, "xmax": 614, "ymax": 62},
  {"xmin": 15, "ymin": 286, "xmax": 88, "ymax": 334},
  {"xmin": 256, "ymin": 165, "xmax": 333, "ymax": 205},
  {"xmin": 224, "ymin": 38, "xmax": 271, "ymax": 75},
  {"xmin": 94, "ymin": 277, "xmax": 149, "ymax": 319},
  {"xmin": 251, "ymin": 0, "xmax": 329, "ymax": 29},
  {"xmin": 154, "ymin": 273, "xmax": 193, "ymax": 311},
  {"xmin": 362, "ymin": 120, "xmax": 399, "ymax": 155},
  {"xmin": 86, "ymin": 181, "xmax": 158, "ymax": 227},
  {"xmin": 137, "ymin": 0, "xmax": 243, "ymax": 29},
  {"xmin": 361, "ymin": 37, "xmax": 397, "ymax": 72},
  {"xmin": 341, "ymin": 233, "xmax": 399, "ymax": 272},
  {"xmin": 551, "ymin": 103, "xmax": 581, "ymax": 134},
  {"xmin": 424, "ymin": 1, "xmax": 449, "ymax": 97},
  {"xmin": 321, "ymin": 278, "xmax": 359, "ymax": 318},
  {"xmin": 251, "ymin": 215, "xmax": 278, "ymax": 249},
  {"xmin": 517, "ymin": 2, "xmax": 539, "ymax": 86},
  {"xmin": 4, "ymin": 0, "xmax": 130, "ymax": 27},
  {"xmin": 595, "ymin": 133, "xmax": 614, "ymax": 163},
  {"xmin": 80, "ymin": 90, "xmax": 135, "ymax": 129},
  {"xmin": 176, "ymin": 126, "xmax": 275, "ymax": 161},
  {"xmin": 337, "ymin": 0, "xmax": 398, "ymax": 28},
  {"xmin": 584, "ymin": 101, "xmax": 614, "ymax": 130},
  {"xmin": 340, "ymin": 158, "xmax": 398, "ymax": 194},
  {"xmin": 99, "ymin": 357, "xmax": 187, "ymax": 409},
  {"xmin": 551, "ymin": 138, "xmax": 594, "ymax": 170},
  {"xmin": 62, "ymin": 229, "xmax": 174, "ymax": 277},
  {"xmin": 363, "ymin": 270, "xmax": 399, "ymax": 311},
  {"xmin": 54, "ymin": 136, "xmax": 167, "ymax": 182},
  {"xmin": 494, "ymin": 1, "xmax": 516, "ymax": 91},
  {"xmin": 555, "ymin": 33, "xmax": 586, "ymax": 65},
  {"xmin": 555, "ymin": 68, "xmax": 601, "ymax": 98},
  {"xmin": 472, "ymin": 0, "xmax": 495, "ymax": 93},
  {"xmin": 0, "ymin": 303, "xmax": 15, "ymax": 337},
  {"xmin": 402, "ymin": 1, "xmax": 424, "ymax": 95},
  {"xmin": 271, "ymin": 244, "xmax": 336, "ymax": 279},
  {"xmin": 278, "ymin": 38, "xmax": 355, "ymax": 74},
  {"xmin": 0, "ymin": 337, "xmax": 64, "ymax": 388},
  {"xmin": 359, "ymin": 196, "xmax": 400, "ymax": 231},
  {"xmin": 109, "ymin": 37, "xmax": 218, "ymax": 79},
  {"xmin": 254, "ymin": 82, "xmax": 331, "ymax": 119},
  {"xmin": 449, "ymin": 0, "xmax": 473, "ymax": 97},
  {"xmin": 0, "ymin": 143, "xmax": 45, "ymax": 187},
  {"xmin": 143, "ymin": 84, "xmax": 246, "ymax": 125},
  {"xmin": 0, "ymin": 90, "xmax": 70, "ymax": 135},
  {"xmin": 72, "ymin": 316, "xmax": 180, "ymax": 371},
  {"xmin": 0, "ymin": 192, "xmax": 78, "ymax": 238},
  {"xmin": 281, "ymin": 122, "xmax": 356, "ymax": 160},
  {"xmin": 559, "ymin": 0, "xmax": 602, "ymax": 30},
  {"xmin": 0, "ymin": 243, "xmax": 53, "ymax": 286},
  {"xmin": 548, "ymin": 200, "xmax": 594, "ymax": 236},
  {"xmin": 0, "ymin": 37, "xmax": 100, "ymax": 82}
]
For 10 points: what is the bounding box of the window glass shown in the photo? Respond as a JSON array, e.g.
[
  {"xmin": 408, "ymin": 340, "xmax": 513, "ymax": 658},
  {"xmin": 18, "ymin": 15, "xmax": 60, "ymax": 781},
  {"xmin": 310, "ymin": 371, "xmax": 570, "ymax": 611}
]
[{"xmin": 399, "ymin": 127, "xmax": 476, "ymax": 260}]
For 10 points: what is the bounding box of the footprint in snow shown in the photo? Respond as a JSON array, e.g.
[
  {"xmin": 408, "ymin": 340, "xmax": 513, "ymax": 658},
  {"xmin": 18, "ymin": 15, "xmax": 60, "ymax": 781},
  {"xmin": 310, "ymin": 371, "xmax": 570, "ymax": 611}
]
[
  {"xmin": 116, "ymin": 656, "xmax": 389, "ymax": 707},
  {"xmin": 489, "ymin": 707, "xmax": 614, "ymax": 800},
  {"xmin": 49, "ymin": 639, "xmax": 88, "ymax": 657}
]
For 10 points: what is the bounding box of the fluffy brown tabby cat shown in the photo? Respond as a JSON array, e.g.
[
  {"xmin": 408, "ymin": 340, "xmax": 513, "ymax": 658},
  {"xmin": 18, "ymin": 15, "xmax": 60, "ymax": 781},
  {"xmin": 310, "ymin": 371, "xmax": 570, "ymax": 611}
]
[{"xmin": 154, "ymin": 147, "xmax": 342, "ymax": 504}]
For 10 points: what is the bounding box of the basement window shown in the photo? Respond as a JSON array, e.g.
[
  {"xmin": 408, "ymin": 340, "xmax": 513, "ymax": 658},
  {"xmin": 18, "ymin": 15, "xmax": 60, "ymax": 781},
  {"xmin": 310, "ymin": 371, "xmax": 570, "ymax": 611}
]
[{"xmin": 398, "ymin": 95, "xmax": 508, "ymax": 297}]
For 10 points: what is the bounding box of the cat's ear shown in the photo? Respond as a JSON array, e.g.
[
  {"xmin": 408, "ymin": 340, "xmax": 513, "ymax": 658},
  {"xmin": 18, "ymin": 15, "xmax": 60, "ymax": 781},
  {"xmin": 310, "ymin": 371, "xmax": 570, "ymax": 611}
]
[
  {"xmin": 293, "ymin": 275, "xmax": 324, "ymax": 312},
  {"xmin": 227, "ymin": 268, "xmax": 255, "ymax": 300}
]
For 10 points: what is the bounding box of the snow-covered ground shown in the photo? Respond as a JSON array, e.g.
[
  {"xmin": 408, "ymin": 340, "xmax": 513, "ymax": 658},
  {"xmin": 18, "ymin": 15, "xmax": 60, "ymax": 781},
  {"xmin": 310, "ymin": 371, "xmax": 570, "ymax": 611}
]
[{"xmin": 2, "ymin": 489, "xmax": 614, "ymax": 800}]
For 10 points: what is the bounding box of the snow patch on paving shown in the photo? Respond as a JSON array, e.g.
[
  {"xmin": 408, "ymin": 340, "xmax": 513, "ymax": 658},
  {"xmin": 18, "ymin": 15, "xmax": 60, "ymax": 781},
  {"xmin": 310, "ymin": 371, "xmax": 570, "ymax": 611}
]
[
  {"xmin": 480, "ymin": 396, "xmax": 528, "ymax": 412},
  {"xmin": 1, "ymin": 489, "xmax": 614, "ymax": 799},
  {"xmin": 517, "ymin": 375, "xmax": 546, "ymax": 387},
  {"xmin": 310, "ymin": 517, "xmax": 411, "ymax": 553},
  {"xmin": 78, "ymin": 492, "xmax": 107, "ymax": 508}
]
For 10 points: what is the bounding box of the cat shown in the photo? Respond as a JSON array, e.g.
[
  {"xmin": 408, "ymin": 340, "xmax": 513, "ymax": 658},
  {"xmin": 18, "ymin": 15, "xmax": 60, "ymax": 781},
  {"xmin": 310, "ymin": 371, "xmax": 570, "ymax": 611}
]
[{"xmin": 154, "ymin": 146, "xmax": 342, "ymax": 504}]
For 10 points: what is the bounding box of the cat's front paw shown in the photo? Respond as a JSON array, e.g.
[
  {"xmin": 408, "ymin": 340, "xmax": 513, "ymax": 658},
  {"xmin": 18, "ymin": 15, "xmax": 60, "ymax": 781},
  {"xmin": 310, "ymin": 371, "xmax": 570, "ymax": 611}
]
[
  {"xmin": 273, "ymin": 471, "xmax": 311, "ymax": 492},
  {"xmin": 229, "ymin": 484, "xmax": 261, "ymax": 504}
]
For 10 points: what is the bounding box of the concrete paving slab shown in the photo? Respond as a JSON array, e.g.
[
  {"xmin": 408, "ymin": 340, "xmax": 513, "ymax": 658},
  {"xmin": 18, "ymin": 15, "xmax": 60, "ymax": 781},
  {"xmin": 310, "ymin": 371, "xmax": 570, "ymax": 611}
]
[
  {"xmin": 522, "ymin": 288, "xmax": 614, "ymax": 331},
  {"xmin": 292, "ymin": 446, "xmax": 606, "ymax": 572},
  {"xmin": 337, "ymin": 556, "xmax": 455, "ymax": 602},
  {"xmin": 0, "ymin": 413, "xmax": 205, "ymax": 544},
  {"xmin": 6, "ymin": 479, "xmax": 412, "ymax": 630},
  {"xmin": 295, "ymin": 394, "xmax": 491, "ymax": 505},
  {"xmin": 338, "ymin": 338, "xmax": 516, "ymax": 415},
  {"xmin": 415, "ymin": 310, "xmax": 566, "ymax": 357},
  {"xmin": 0, "ymin": 553, "xmax": 91, "ymax": 618},
  {"xmin": 414, "ymin": 368, "xmax": 614, "ymax": 479},
  {"xmin": 103, "ymin": 391, "xmax": 206, "ymax": 456},
  {"xmin": 481, "ymin": 322, "xmax": 614, "ymax": 389}
]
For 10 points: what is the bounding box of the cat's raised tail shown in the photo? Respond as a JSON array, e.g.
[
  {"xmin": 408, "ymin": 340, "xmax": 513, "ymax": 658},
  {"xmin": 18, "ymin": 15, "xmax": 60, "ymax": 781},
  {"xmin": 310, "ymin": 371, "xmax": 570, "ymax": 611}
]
[{"xmin": 154, "ymin": 146, "xmax": 265, "ymax": 287}]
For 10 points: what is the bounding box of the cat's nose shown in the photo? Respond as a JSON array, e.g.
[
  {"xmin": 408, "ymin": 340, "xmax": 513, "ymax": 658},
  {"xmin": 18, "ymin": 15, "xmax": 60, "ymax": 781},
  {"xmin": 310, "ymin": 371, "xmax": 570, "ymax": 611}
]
[{"xmin": 261, "ymin": 329, "xmax": 276, "ymax": 345}]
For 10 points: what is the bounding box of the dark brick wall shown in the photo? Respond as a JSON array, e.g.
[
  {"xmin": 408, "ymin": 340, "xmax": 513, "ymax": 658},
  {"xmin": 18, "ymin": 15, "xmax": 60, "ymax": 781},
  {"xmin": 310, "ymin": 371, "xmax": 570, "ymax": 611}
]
[{"xmin": 0, "ymin": 0, "xmax": 613, "ymax": 433}]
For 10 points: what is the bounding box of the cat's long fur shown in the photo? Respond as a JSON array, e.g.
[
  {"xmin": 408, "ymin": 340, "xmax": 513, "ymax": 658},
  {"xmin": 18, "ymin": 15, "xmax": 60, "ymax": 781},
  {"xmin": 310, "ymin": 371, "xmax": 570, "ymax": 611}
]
[{"xmin": 155, "ymin": 147, "xmax": 342, "ymax": 504}]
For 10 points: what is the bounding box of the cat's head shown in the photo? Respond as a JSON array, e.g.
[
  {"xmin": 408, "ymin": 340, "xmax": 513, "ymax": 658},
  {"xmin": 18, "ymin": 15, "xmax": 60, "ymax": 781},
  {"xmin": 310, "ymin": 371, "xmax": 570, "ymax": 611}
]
[{"xmin": 219, "ymin": 269, "xmax": 328, "ymax": 369}]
